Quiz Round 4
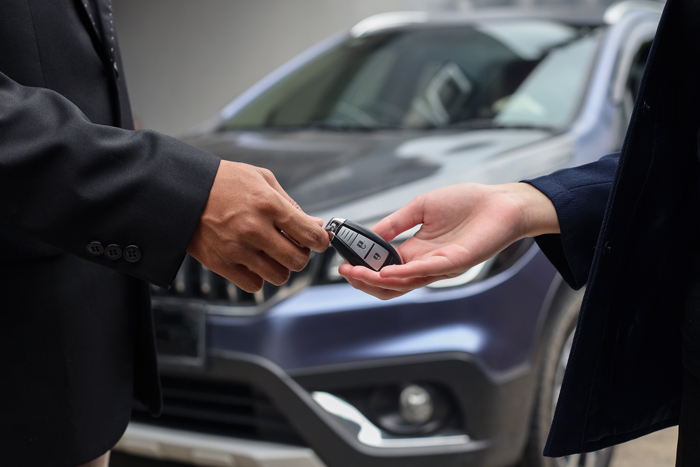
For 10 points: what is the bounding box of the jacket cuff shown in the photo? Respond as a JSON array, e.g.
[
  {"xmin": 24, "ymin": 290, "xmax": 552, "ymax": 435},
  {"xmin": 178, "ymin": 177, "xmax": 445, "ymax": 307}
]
[{"xmin": 522, "ymin": 153, "xmax": 620, "ymax": 289}]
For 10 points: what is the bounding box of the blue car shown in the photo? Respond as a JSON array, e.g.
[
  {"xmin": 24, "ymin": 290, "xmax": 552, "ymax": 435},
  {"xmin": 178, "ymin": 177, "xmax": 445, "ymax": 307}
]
[{"xmin": 114, "ymin": 3, "xmax": 661, "ymax": 467}]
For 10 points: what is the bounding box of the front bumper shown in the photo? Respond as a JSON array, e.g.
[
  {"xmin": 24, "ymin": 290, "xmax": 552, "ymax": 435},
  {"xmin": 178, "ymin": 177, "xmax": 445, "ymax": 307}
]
[
  {"xmin": 116, "ymin": 350, "xmax": 534, "ymax": 467},
  {"xmin": 116, "ymin": 422, "xmax": 325, "ymax": 467}
]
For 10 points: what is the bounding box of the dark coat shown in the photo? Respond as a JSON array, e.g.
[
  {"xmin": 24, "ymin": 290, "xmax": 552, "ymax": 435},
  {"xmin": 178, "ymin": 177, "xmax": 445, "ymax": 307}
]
[
  {"xmin": 526, "ymin": 0, "xmax": 700, "ymax": 457},
  {"xmin": 0, "ymin": 1, "xmax": 220, "ymax": 465}
]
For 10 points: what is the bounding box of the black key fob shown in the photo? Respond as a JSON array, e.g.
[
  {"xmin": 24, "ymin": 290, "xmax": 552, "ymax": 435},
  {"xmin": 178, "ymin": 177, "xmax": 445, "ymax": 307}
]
[{"xmin": 325, "ymin": 218, "xmax": 402, "ymax": 271}]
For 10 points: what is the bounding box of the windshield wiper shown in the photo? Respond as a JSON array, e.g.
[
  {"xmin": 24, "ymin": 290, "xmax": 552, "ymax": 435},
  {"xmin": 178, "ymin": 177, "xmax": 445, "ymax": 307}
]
[
  {"xmin": 442, "ymin": 119, "xmax": 557, "ymax": 132},
  {"xmin": 259, "ymin": 121, "xmax": 402, "ymax": 132}
]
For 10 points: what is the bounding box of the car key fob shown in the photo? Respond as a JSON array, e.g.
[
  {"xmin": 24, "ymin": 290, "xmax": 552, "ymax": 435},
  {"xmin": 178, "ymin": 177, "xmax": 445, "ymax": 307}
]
[{"xmin": 325, "ymin": 218, "xmax": 402, "ymax": 271}]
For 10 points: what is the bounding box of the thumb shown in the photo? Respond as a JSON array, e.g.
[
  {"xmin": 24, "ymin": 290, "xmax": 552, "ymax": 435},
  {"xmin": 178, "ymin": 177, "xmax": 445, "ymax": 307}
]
[{"xmin": 372, "ymin": 195, "xmax": 426, "ymax": 240}]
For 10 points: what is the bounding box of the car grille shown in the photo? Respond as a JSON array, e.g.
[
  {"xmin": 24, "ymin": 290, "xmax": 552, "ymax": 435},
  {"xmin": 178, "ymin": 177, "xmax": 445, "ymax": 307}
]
[
  {"xmin": 132, "ymin": 376, "xmax": 307, "ymax": 446},
  {"xmin": 151, "ymin": 254, "xmax": 314, "ymax": 308}
]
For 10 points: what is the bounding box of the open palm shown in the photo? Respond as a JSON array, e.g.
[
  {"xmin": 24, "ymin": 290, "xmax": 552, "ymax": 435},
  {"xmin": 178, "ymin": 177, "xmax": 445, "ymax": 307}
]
[{"xmin": 339, "ymin": 183, "xmax": 559, "ymax": 299}]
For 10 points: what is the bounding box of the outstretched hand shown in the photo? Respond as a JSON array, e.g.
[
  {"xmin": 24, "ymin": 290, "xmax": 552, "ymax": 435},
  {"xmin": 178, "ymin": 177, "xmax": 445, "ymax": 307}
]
[
  {"xmin": 187, "ymin": 160, "xmax": 329, "ymax": 292},
  {"xmin": 339, "ymin": 183, "xmax": 559, "ymax": 299}
]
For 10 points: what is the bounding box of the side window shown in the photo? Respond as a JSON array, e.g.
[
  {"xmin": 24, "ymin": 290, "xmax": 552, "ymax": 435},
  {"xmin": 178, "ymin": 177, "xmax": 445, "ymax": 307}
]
[{"xmin": 612, "ymin": 41, "xmax": 652, "ymax": 151}]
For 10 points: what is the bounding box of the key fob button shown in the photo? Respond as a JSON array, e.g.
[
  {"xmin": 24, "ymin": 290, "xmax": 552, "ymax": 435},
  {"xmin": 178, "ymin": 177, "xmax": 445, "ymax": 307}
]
[
  {"xmin": 365, "ymin": 244, "xmax": 389, "ymax": 271},
  {"xmin": 349, "ymin": 234, "xmax": 373, "ymax": 258},
  {"xmin": 326, "ymin": 218, "xmax": 402, "ymax": 271},
  {"xmin": 336, "ymin": 226, "xmax": 357, "ymax": 246}
]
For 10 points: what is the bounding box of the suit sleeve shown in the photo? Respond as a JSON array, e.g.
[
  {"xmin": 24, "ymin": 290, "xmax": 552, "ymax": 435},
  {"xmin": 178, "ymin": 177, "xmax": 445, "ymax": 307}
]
[
  {"xmin": 522, "ymin": 153, "xmax": 619, "ymax": 290},
  {"xmin": 0, "ymin": 71, "xmax": 221, "ymax": 288}
]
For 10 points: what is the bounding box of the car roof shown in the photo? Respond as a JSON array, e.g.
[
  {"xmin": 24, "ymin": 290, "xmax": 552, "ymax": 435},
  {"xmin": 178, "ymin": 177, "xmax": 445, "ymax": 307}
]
[{"xmin": 350, "ymin": 1, "xmax": 664, "ymax": 37}]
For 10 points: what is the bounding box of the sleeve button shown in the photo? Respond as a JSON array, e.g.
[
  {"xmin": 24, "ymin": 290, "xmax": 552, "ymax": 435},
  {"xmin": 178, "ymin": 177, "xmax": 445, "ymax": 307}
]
[
  {"xmin": 105, "ymin": 244, "xmax": 122, "ymax": 260},
  {"xmin": 124, "ymin": 245, "xmax": 141, "ymax": 263},
  {"xmin": 87, "ymin": 241, "xmax": 104, "ymax": 256}
]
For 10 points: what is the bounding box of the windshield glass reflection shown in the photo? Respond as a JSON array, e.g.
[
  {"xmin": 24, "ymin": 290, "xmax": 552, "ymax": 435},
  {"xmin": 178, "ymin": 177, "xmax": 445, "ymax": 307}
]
[{"xmin": 221, "ymin": 21, "xmax": 601, "ymax": 131}]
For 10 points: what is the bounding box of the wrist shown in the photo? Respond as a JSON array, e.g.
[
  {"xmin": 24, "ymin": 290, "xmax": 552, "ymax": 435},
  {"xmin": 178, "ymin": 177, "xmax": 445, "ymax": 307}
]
[{"xmin": 507, "ymin": 182, "xmax": 561, "ymax": 237}]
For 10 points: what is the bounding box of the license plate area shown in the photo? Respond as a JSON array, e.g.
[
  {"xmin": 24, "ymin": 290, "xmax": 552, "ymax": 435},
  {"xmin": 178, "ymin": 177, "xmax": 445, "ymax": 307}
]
[{"xmin": 152, "ymin": 300, "xmax": 206, "ymax": 367}]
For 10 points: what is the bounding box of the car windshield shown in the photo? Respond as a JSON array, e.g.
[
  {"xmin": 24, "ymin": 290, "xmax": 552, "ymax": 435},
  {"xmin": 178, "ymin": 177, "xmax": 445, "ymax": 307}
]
[{"xmin": 220, "ymin": 20, "xmax": 602, "ymax": 131}]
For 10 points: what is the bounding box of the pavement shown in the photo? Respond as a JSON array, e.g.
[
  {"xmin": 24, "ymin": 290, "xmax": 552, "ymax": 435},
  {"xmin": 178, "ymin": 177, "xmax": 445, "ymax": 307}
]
[
  {"xmin": 610, "ymin": 427, "xmax": 677, "ymax": 467},
  {"xmin": 111, "ymin": 427, "xmax": 679, "ymax": 467}
]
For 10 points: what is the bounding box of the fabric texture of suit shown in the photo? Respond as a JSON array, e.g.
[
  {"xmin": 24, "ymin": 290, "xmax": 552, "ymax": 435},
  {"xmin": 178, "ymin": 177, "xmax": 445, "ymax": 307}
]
[
  {"xmin": 0, "ymin": 1, "xmax": 220, "ymax": 465},
  {"xmin": 525, "ymin": 0, "xmax": 700, "ymax": 457}
]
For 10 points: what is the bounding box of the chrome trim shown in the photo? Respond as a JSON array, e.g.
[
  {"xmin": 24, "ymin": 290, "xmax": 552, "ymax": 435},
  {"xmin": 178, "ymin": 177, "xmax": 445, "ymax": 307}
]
[
  {"xmin": 324, "ymin": 217, "xmax": 346, "ymax": 240},
  {"xmin": 324, "ymin": 218, "xmax": 346, "ymax": 231},
  {"xmin": 115, "ymin": 422, "xmax": 326, "ymax": 467},
  {"xmin": 426, "ymin": 258, "xmax": 494, "ymax": 289},
  {"xmin": 153, "ymin": 249, "xmax": 317, "ymax": 317},
  {"xmin": 205, "ymin": 273, "xmax": 313, "ymax": 316},
  {"xmin": 351, "ymin": 12, "xmax": 429, "ymax": 37},
  {"xmin": 312, "ymin": 391, "xmax": 470, "ymax": 449}
]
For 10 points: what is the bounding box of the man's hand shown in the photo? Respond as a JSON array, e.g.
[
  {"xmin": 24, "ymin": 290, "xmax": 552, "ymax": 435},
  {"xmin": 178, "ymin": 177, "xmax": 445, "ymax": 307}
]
[
  {"xmin": 339, "ymin": 182, "xmax": 559, "ymax": 299},
  {"xmin": 187, "ymin": 160, "xmax": 329, "ymax": 292}
]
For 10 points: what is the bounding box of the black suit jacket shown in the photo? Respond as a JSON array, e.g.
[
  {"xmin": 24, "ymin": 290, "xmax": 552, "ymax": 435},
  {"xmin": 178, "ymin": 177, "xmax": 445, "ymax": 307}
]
[
  {"xmin": 526, "ymin": 0, "xmax": 700, "ymax": 457},
  {"xmin": 0, "ymin": 1, "xmax": 220, "ymax": 465}
]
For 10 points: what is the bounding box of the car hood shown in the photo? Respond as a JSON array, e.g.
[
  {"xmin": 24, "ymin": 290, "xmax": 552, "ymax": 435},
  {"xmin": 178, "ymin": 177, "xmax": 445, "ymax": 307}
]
[{"xmin": 183, "ymin": 128, "xmax": 573, "ymax": 220}]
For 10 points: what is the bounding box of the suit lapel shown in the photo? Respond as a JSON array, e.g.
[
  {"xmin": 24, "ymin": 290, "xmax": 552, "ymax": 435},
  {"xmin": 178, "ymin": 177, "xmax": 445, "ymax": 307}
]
[
  {"xmin": 72, "ymin": 0, "xmax": 118, "ymax": 78},
  {"xmin": 73, "ymin": 0, "xmax": 130, "ymax": 128},
  {"xmin": 74, "ymin": 0, "xmax": 103, "ymax": 47}
]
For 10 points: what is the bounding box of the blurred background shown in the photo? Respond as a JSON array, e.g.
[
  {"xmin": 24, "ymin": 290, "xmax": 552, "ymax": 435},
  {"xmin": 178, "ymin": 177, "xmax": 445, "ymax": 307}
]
[
  {"xmin": 110, "ymin": 2, "xmax": 675, "ymax": 467},
  {"xmin": 113, "ymin": 0, "xmax": 629, "ymax": 136}
]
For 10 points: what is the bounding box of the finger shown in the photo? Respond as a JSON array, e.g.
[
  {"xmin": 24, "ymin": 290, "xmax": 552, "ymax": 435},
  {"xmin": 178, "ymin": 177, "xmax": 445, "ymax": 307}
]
[
  {"xmin": 339, "ymin": 263, "xmax": 437, "ymax": 291},
  {"xmin": 372, "ymin": 195, "xmax": 426, "ymax": 241},
  {"xmin": 254, "ymin": 168, "xmax": 329, "ymax": 252},
  {"xmin": 379, "ymin": 256, "xmax": 459, "ymax": 279},
  {"xmin": 260, "ymin": 228, "xmax": 312, "ymax": 272},
  {"xmin": 280, "ymin": 216, "xmax": 324, "ymax": 244},
  {"xmin": 223, "ymin": 263, "xmax": 265, "ymax": 293},
  {"xmin": 274, "ymin": 200, "xmax": 330, "ymax": 253},
  {"xmin": 380, "ymin": 244, "xmax": 475, "ymax": 279},
  {"xmin": 258, "ymin": 167, "xmax": 304, "ymax": 211},
  {"xmin": 341, "ymin": 272, "xmax": 407, "ymax": 300},
  {"xmin": 243, "ymin": 251, "xmax": 292, "ymax": 286}
]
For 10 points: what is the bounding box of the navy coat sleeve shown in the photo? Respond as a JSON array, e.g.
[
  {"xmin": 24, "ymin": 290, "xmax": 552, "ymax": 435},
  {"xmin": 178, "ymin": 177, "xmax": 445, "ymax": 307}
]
[
  {"xmin": 523, "ymin": 153, "xmax": 620, "ymax": 289},
  {"xmin": 0, "ymin": 71, "xmax": 221, "ymax": 288}
]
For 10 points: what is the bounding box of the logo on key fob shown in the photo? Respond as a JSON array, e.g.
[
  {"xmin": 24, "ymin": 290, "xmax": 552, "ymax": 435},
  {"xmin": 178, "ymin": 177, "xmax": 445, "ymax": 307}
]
[{"xmin": 324, "ymin": 217, "xmax": 402, "ymax": 271}]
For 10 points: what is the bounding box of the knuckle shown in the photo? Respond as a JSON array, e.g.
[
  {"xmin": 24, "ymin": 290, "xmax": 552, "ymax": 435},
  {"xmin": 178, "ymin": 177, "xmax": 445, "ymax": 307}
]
[
  {"xmin": 303, "ymin": 227, "xmax": 327, "ymax": 249},
  {"xmin": 289, "ymin": 250, "xmax": 311, "ymax": 272},
  {"xmin": 385, "ymin": 216, "xmax": 399, "ymax": 238},
  {"xmin": 241, "ymin": 274, "xmax": 264, "ymax": 293},
  {"xmin": 225, "ymin": 267, "xmax": 263, "ymax": 293},
  {"xmin": 206, "ymin": 256, "xmax": 226, "ymax": 275},
  {"xmin": 242, "ymin": 281, "xmax": 263, "ymax": 293},
  {"xmin": 313, "ymin": 228, "xmax": 327, "ymax": 245},
  {"xmin": 255, "ymin": 194, "xmax": 279, "ymax": 215},
  {"xmin": 237, "ymin": 217, "xmax": 263, "ymax": 239},
  {"xmin": 268, "ymin": 268, "xmax": 290, "ymax": 286},
  {"xmin": 259, "ymin": 168, "xmax": 274, "ymax": 180}
]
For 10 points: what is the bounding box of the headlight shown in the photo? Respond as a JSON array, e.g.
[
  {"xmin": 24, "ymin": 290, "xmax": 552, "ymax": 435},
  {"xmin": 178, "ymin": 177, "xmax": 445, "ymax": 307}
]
[
  {"xmin": 427, "ymin": 237, "xmax": 535, "ymax": 289},
  {"xmin": 320, "ymin": 249, "xmax": 347, "ymax": 284},
  {"xmin": 425, "ymin": 257, "xmax": 495, "ymax": 289}
]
